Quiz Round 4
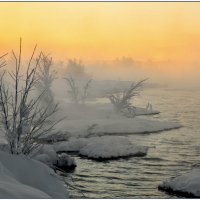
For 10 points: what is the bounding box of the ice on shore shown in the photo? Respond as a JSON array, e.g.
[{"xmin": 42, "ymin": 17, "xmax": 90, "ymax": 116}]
[{"xmin": 158, "ymin": 168, "xmax": 200, "ymax": 198}]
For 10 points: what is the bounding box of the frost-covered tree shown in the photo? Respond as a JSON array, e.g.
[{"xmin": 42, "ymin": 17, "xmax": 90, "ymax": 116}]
[
  {"xmin": 65, "ymin": 75, "xmax": 92, "ymax": 104},
  {"xmin": 0, "ymin": 39, "xmax": 60, "ymax": 155},
  {"xmin": 65, "ymin": 59, "xmax": 92, "ymax": 104},
  {"xmin": 108, "ymin": 79, "xmax": 147, "ymax": 115},
  {"xmin": 36, "ymin": 53, "xmax": 57, "ymax": 115}
]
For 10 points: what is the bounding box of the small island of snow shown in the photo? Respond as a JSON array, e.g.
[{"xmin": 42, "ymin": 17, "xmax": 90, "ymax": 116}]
[
  {"xmin": 158, "ymin": 168, "xmax": 200, "ymax": 198},
  {"xmin": 54, "ymin": 136, "xmax": 148, "ymax": 160}
]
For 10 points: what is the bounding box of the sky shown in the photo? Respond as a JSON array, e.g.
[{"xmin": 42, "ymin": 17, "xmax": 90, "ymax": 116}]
[{"xmin": 0, "ymin": 2, "xmax": 200, "ymax": 83}]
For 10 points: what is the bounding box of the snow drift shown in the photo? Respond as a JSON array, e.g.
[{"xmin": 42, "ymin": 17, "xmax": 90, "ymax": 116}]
[{"xmin": 0, "ymin": 151, "xmax": 68, "ymax": 198}]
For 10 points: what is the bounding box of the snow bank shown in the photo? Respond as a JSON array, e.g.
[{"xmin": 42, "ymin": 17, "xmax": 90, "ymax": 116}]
[
  {"xmin": 0, "ymin": 151, "xmax": 68, "ymax": 198},
  {"xmin": 158, "ymin": 168, "xmax": 200, "ymax": 198},
  {"xmin": 57, "ymin": 117, "xmax": 181, "ymax": 138},
  {"xmin": 0, "ymin": 162, "xmax": 51, "ymax": 198},
  {"xmin": 54, "ymin": 136, "xmax": 148, "ymax": 160}
]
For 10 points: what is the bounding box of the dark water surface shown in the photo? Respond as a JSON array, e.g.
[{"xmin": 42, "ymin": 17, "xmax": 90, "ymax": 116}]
[{"xmin": 64, "ymin": 88, "xmax": 200, "ymax": 198}]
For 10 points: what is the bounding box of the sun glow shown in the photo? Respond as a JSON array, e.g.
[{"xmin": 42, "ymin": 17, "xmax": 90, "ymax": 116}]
[{"xmin": 1, "ymin": 2, "xmax": 200, "ymax": 78}]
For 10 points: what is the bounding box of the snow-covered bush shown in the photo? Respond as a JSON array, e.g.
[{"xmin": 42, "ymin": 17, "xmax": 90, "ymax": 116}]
[
  {"xmin": 108, "ymin": 79, "xmax": 147, "ymax": 115},
  {"xmin": 64, "ymin": 59, "xmax": 92, "ymax": 104},
  {"xmin": 65, "ymin": 73, "xmax": 92, "ymax": 104},
  {"xmin": 36, "ymin": 53, "xmax": 57, "ymax": 115},
  {"xmin": 0, "ymin": 39, "xmax": 60, "ymax": 155}
]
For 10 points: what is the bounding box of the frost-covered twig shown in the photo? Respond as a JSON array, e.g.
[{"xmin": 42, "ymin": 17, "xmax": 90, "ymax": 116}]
[
  {"xmin": 64, "ymin": 75, "xmax": 79, "ymax": 104},
  {"xmin": 0, "ymin": 53, "xmax": 8, "ymax": 68}
]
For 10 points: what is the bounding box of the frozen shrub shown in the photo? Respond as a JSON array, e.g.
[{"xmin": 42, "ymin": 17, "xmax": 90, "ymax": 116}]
[
  {"xmin": 65, "ymin": 75, "xmax": 92, "ymax": 104},
  {"xmin": 36, "ymin": 53, "xmax": 57, "ymax": 115},
  {"xmin": 108, "ymin": 79, "xmax": 147, "ymax": 115},
  {"xmin": 0, "ymin": 39, "xmax": 60, "ymax": 155}
]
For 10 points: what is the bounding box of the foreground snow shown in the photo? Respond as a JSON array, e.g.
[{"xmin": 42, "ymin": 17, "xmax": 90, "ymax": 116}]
[
  {"xmin": 54, "ymin": 136, "xmax": 148, "ymax": 160},
  {"xmin": 0, "ymin": 151, "xmax": 68, "ymax": 198},
  {"xmin": 158, "ymin": 168, "xmax": 200, "ymax": 198}
]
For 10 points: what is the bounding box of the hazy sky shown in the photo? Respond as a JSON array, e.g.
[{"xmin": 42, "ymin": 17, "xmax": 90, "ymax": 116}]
[{"xmin": 1, "ymin": 2, "xmax": 200, "ymax": 82}]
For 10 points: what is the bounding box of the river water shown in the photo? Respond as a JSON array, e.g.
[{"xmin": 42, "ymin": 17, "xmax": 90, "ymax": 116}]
[{"xmin": 64, "ymin": 87, "xmax": 200, "ymax": 198}]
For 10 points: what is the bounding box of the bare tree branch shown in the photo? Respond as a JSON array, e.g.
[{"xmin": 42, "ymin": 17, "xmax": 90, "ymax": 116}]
[{"xmin": 0, "ymin": 40, "xmax": 60, "ymax": 155}]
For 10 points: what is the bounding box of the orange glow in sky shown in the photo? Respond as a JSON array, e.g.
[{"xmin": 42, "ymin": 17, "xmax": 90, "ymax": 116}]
[{"xmin": 1, "ymin": 2, "xmax": 200, "ymax": 76}]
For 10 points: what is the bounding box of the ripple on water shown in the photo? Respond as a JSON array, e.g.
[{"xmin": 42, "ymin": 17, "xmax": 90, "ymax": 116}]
[{"xmin": 65, "ymin": 88, "xmax": 200, "ymax": 198}]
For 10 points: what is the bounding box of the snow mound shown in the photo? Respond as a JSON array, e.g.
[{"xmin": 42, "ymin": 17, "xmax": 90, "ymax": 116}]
[
  {"xmin": 32, "ymin": 144, "xmax": 76, "ymax": 171},
  {"xmin": 158, "ymin": 168, "xmax": 200, "ymax": 198},
  {"xmin": 79, "ymin": 136, "xmax": 148, "ymax": 159},
  {"xmin": 55, "ymin": 153, "xmax": 77, "ymax": 171},
  {"xmin": 55, "ymin": 136, "xmax": 148, "ymax": 160},
  {"xmin": 0, "ymin": 151, "xmax": 68, "ymax": 198}
]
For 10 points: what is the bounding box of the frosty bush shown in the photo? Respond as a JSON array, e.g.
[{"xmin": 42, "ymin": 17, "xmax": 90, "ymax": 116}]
[
  {"xmin": 108, "ymin": 79, "xmax": 147, "ymax": 115},
  {"xmin": 64, "ymin": 59, "xmax": 92, "ymax": 104},
  {"xmin": 0, "ymin": 39, "xmax": 60, "ymax": 155},
  {"xmin": 65, "ymin": 75, "xmax": 92, "ymax": 104},
  {"xmin": 36, "ymin": 53, "xmax": 57, "ymax": 115}
]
